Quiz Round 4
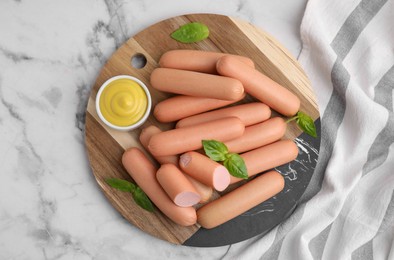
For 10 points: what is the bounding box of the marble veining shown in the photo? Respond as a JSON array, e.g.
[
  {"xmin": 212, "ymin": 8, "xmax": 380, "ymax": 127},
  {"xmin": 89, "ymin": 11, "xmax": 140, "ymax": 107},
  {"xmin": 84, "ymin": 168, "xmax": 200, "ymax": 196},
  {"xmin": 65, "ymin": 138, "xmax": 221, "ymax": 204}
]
[
  {"xmin": 0, "ymin": 0, "xmax": 307, "ymax": 258},
  {"xmin": 240, "ymin": 201, "xmax": 275, "ymax": 216}
]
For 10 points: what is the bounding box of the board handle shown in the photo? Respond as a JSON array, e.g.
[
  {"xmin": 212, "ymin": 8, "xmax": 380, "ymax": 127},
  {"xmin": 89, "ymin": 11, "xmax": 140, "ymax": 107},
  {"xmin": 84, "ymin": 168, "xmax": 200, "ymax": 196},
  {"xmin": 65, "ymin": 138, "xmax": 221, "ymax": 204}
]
[{"xmin": 131, "ymin": 53, "xmax": 148, "ymax": 69}]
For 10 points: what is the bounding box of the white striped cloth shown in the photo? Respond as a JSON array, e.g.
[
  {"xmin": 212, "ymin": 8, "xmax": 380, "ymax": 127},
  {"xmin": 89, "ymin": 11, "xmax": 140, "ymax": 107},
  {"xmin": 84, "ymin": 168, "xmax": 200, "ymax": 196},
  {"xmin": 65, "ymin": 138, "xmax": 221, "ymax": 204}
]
[{"xmin": 230, "ymin": 0, "xmax": 394, "ymax": 259}]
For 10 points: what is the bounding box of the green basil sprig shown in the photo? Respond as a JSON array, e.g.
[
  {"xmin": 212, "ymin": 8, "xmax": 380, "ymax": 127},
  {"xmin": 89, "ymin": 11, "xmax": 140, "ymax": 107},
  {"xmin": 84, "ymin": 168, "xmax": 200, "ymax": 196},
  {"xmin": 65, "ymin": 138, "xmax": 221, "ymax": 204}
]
[
  {"xmin": 202, "ymin": 139, "xmax": 228, "ymax": 161},
  {"xmin": 224, "ymin": 153, "xmax": 248, "ymax": 179},
  {"xmin": 202, "ymin": 140, "xmax": 248, "ymax": 179},
  {"xmin": 171, "ymin": 22, "xmax": 209, "ymax": 43},
  {"xmin": 105, "ymin": 178, "xmax": 154, "ymax": 212},
  {"xmin": 286, "ymin": 111, "xmax": 317, "ymax": 138}
]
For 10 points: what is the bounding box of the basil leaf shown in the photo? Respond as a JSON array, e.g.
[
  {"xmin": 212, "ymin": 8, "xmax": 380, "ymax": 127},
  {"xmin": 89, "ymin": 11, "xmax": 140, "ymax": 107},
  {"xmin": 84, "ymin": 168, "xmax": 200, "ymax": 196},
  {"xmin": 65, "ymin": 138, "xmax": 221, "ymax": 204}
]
[
  {"xmin": 171, "ymin": 22, "xmax": 209, "ymax": 43},
  {"xmin": 224, "ymin": 153, "xmax": 248, "ymax": 179},
  {"xmin": 132, "ymin": 187, "xmax": 154, "ymax": 212},
  {"xmin": 105, "ymin": 178, "xmax": 135, "ymax": 192},
  {"xmin": 296, "ymin": 111, "xmax": 317, "ymax": 138},
  {"xmin": 106, "ymin": 178, "xmax": 154, "ymax": 212},
  {"xmin": 202, "ymin": 140, "xmax": 229, "ymax": 161}
]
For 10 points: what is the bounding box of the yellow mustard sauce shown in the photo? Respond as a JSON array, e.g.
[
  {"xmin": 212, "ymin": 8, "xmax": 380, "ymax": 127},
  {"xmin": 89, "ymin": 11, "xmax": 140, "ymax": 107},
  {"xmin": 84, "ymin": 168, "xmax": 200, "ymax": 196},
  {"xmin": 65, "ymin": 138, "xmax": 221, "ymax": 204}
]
[{"xmin": 99, "ymin": 78, "xmax": 148, "ymax": 127}]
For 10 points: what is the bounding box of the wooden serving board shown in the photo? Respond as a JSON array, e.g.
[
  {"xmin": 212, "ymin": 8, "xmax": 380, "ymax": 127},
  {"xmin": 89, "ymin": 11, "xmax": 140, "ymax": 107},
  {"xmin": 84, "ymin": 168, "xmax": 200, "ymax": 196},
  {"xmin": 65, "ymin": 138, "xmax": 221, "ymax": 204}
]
[{"xmin": 84, "ymin": 14, "xmax": 320, "ymax": 246}]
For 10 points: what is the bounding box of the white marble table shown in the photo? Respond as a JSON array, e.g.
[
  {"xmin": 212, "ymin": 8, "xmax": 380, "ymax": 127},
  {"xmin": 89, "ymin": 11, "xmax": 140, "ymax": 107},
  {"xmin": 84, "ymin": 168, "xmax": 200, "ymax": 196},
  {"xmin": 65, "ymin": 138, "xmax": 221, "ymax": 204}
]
[{"xmin": 0, "ymin": 0, "xmax": 307, "ymax": 258}]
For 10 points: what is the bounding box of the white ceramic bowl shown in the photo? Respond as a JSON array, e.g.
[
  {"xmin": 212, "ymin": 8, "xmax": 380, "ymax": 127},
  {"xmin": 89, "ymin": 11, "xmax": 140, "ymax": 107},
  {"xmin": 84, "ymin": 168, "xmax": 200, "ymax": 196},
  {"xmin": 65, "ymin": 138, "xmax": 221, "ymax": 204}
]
[{"xmin": 95, "ymin": 75, "xmax": 152, "ymax": 131}]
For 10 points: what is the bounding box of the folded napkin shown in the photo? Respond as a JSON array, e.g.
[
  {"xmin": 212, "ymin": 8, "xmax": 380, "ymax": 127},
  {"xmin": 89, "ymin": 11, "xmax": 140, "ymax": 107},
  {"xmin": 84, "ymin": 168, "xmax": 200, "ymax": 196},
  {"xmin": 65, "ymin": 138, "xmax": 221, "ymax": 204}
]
[{"xmin": 232, "ymin": 0, "xmax": 394, "ymax": 259}]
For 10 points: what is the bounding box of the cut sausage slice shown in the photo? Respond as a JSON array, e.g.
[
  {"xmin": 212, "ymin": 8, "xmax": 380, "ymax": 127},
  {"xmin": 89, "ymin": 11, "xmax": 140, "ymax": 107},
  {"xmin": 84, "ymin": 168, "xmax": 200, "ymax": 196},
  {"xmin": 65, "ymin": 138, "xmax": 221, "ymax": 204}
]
[
  {"xmin": 197, "ymin": 170, "xmax": 285, "ymax": 229},
  {"xmin": 151, "ymin": 68, "xmax": 244, "ymax": 101},
  {"xmin": 122, "ymin": 147, "xmax": 197, "ymax": 226},
  {"xmin": 148, "ymin": 117, "xmax": 245, "ymax": 157},
  {"xmin": 176, "ymin": 102, "xmax": 271, "ymax": 128},
  {"xmin": 216, "ymin": 55, "xmax": 300, "ymax": 116},
  {"xmin": 154, "ymin": 94, "xmax": 245, "ymax": 123},
  {"xmin": 224, "ymin": 117, "xmax": 287, "ymax": 154},
  {"xmin": 180, "ymin": 151, "xmax": 230, "ymax": 191},
  {"xmin": 139, "ymin": 125, "xmax": 213, "ymax": 203},
  {"xmin": 156, "ymin": 164, "xmax": 201, "ymax": 207},
  {"xmin": 230, "ymin": 139, "xmax": 298, "ymax": 184},
  {"xmin": 185, "ymin": 177, "xmax": 214, "ymax": 204},
  {"xmin": 159, "ymin": 50, "xmax": 254, "ymax": 74}
]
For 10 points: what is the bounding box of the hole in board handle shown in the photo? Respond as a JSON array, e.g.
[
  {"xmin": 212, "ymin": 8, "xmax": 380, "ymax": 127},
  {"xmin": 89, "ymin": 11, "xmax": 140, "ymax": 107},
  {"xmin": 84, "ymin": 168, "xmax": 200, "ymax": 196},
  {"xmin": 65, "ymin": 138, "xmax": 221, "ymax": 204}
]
[{"xmin": 131, "ymin": 53, "xmax": 147, "ymax": 69}]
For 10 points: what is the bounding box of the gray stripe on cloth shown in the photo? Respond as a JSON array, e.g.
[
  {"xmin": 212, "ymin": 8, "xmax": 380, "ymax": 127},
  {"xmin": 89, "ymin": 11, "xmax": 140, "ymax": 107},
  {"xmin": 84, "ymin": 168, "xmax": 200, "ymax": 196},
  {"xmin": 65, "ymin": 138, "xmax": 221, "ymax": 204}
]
[
  {"xmin": 362, "ymin": 114, "xmax": 394, "ymax": 175},
  {"xmin": 300, "ymin": 1, "xmax": 389, "ymax": 257},
  {"xmin": 299, "ymin": 60, "xmax": 349, "ymax": 203},
  {"xmin": 351, "ymin": 65, "xmax": 394, "ymax": 258},
  {"xmin": 310, "ymin": 64, "xmax": 393, "ymax": 260},
  {"xmin": 362, "ymin": 65, "xmax": 394, "ymax": 176},
  {"xmin": 351, "ymin": 241, "xmax": 373, "ymax": 260},
  {"xmin": 352, "ymin": 66, "xmax": 394, "ymax": 260},
  {"xmin": 331, "ymin": 0, "xmax": 390, "ymax": 59},
  {"xmin": 373, "ymin": 65, "xmax": 394, "ymax": 112},
  {"xmin": 309, "ymin": 224, "xmax": 332, "ymax": 260},
  {"xmin": 351, "ymin": 190, "xmax": 394, "ymax": 260},
  {"xmin": 301, "ymin": 0, "xmax": 389, "ymax": 203},
  {"xmin": 260, "ymin": 0, "xmax": 389, "ymax": 258}
]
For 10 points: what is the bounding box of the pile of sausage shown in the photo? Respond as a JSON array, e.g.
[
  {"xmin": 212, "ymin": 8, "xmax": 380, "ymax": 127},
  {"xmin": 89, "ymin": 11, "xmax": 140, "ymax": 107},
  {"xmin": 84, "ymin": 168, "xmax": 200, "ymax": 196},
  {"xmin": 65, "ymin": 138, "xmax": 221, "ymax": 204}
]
[{"xmin": 122, "ymin": 50, "xmax": 301, "ymax": 229}]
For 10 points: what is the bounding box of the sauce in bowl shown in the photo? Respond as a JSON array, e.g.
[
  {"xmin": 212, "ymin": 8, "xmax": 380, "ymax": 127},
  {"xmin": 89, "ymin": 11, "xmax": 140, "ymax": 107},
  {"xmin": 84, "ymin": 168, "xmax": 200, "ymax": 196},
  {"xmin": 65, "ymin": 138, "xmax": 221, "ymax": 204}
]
[{"xmin": 96, "ymin": 75, "xmax": 151, "ymax": 131}]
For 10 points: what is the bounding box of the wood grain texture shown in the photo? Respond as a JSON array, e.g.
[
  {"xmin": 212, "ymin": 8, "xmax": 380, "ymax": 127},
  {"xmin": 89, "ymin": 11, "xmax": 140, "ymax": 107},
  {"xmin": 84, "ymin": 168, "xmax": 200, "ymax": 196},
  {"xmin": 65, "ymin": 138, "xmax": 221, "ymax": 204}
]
[{"xmin": 85, "ymin": 14, "xmax": 320, "ymax": 245}]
